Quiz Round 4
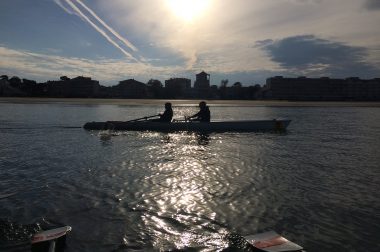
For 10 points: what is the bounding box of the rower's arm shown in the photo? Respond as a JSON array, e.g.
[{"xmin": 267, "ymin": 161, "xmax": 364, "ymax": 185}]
[{"xmin": 188, "ymin": 111, "xmax": 200, "ymax": 119}]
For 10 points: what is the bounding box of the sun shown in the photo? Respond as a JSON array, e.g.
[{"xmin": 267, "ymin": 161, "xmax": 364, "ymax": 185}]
[{"xmin": 166, "ymin": 0, "xmax": 212, "ymax": 22}]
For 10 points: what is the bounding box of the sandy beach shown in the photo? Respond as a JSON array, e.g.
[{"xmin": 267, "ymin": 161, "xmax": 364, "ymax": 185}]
[{"xmin": 1, "ymin": 97, "xmax": 380, "ymax": 107}]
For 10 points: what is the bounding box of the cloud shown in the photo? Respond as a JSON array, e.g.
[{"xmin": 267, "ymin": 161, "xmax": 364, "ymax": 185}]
[
  {"xmin": 365, "ymin": 0, "xmax": 380, "ymax": 10},
  {"xmin": 95, "ymin": 0, "xmax": 228, "ymax": 69},
  {"xmin": 98, "ymin": 0, "xmax": 370, "ymax": 72},
  {"xmin": 0, "ymin": 45, "xmax": 282, "ymax": 85},
  {"xmin": 257, "ymin": 35, "xmax": 366, "ymax": 67},
  {"xmin": 0, "ymin": 46, "xmax": 179, "ymax": 84},
  {"xmin": 288, "ymin": 0, "xmax": 323, "ymax": 4},
  {"xmin": 2, "ymin": 0, "xmax": 380, "ymax": 84},
  {"xmin": 256, "ymin": 35, "xmax": 379, "ymax": 77}
]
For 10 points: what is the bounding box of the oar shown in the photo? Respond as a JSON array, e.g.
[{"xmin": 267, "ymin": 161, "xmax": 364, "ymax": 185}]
[
  {"xmin": 102, "ymin": 115, "xmax": 159, "ymax": 131},
  {"xmin": 125, "ymin": 114, "xmax": 160, "ymax": 122},
  {"xmin": 32, "ymin": 226, "xmax": 72, "ymax": 252}
]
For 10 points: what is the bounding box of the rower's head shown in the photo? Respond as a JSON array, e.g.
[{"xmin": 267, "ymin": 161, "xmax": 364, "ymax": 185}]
[
  {"xmin": 165, "ymin": 102, "xmax": 172, "ymax": 109},
  {"xmin": 199, "ymin": 101, "xmax": 206, "ymax": 108}
]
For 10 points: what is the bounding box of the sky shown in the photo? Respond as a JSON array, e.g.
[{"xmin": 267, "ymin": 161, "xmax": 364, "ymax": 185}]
[{"xmin": 0, "ymin": 0, "xmax": 379, "ymax": 86}]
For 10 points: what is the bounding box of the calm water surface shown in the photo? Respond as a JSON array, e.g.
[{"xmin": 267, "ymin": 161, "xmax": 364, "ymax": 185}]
[{"xmin": 0, "ymin": 101, "xmax": 379, "ymax": 251}]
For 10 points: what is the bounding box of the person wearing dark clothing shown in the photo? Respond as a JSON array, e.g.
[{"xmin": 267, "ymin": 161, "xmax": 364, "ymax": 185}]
[
  {"xmin": 188, "ymin": 101, "xmax": 210, "ymax": 122},
  {"xmin": 151, "ymin": 102, "xmax": 173, "ymax": 122}
]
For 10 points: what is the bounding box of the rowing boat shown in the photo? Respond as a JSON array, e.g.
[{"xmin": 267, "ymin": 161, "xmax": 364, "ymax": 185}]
[{"xmin": 83, "ymin": 119, "xmax": 291, "ymax": 132}]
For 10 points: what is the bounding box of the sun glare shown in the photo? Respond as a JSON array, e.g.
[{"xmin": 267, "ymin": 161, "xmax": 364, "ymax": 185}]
[{"xmin": 166, "ymin": 0, "xmax": 211, "ymax": 22}]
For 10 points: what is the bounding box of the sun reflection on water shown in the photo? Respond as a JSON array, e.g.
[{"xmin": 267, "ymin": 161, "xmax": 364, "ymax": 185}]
[
  {"xmin": 111, "ymin": 129, "xmax": 268, "ymax": 250},
  {"xmin": 134, "ymin": 131, "xmax": 231, "ymax": 250}
]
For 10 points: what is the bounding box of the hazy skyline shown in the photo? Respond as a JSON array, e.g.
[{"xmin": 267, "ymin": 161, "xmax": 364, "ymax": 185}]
[{"xmin": 1, "ymin": 0, "xmax": 379, "ymax": 86}]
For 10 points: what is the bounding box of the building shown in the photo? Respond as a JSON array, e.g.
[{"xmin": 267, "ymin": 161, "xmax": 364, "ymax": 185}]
[
  {"xmin": 194, "ymin": 71, "xmax": 211, "ymax": 98},
  {"xmin": 69, "ymin": 76, "xmax": 100, "ymax": 97},
  {"xmin": 164, "ymin": 78, "xmax": 191, "ymax": 98},
  {"xmin": 194, "ymin": 71, "xmax": 210, "ymax": 89},
  {"xmin": 114, "ymin": 79, "xmax": 147, "ymax": 98},
  {"xmin": 264, "ymin": 76, "xmax": 380, "ymax": 101},
  {"xmin": 47, "ymin": 76, "xmax": 100, "ymax": 97},
  {"xmin": 165, "ymin": 78, "xmax": 191, "ymax": 90},
  {"xmin": 0, "ymin": 78, "xmax": 9, "ymax": 96}
]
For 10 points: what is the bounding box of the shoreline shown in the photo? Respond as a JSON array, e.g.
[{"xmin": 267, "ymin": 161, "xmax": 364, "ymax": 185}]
[{"xmin": 1, "ymin": 97, "xmax": 380, "ymax": 107}]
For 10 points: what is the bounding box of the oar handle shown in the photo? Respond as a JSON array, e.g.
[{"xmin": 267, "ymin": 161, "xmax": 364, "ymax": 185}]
[{"xmin": 126, "ymin": 114, "xmax": 160, "ymax": 122}]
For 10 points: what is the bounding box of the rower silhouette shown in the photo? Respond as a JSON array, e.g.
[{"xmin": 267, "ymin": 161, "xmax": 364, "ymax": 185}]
[
  {"xmin": 188, "ymin": 101, "xmax": 210, "ymax": 122},
  {"xmin": 151, "ymin": 102, "xmax": 173, "ymax": 122}
]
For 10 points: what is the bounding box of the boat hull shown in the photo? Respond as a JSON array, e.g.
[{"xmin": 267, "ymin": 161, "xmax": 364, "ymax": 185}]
[{"xmin": 83, "ymin": 119, "xmax": 291, "ymax": 132}]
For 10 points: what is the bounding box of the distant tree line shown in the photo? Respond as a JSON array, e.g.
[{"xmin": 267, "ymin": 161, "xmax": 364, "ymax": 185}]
[
  {"xmin": 0, "ymin": 75, "xmax": 263, "ymax": 100},
  {"xmin": 2, "ymin": 74, "xmax": 378, "ymax": 100}
]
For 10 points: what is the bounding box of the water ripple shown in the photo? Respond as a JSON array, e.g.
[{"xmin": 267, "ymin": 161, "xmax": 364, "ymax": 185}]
[{"xmin": 1, "ymin": 104, "xmax": 380, "ymax": 251}]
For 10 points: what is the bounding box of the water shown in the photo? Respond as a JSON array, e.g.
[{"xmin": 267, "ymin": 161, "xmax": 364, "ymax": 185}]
[{"xmin": 1, "ymin": 101, "xmax": 380, "ymax": 251}]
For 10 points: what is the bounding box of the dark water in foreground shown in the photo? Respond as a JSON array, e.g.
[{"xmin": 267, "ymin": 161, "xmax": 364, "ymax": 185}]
[{"xmin": 0, "ymin": 101, "xmax": 380, "ymax": 251}]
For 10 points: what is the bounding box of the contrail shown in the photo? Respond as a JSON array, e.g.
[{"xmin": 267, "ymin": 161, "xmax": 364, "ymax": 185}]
[
  {"xmin": 54, "ymin": 0, "xmax": 74, "ymax": 15},
  {"xmin": 75, "ymin": 0, "xmax": 138, "ymax": 52},
  {"xmin": 62, "ymin": 0, "xmax": 139, "ymax": 61}
]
